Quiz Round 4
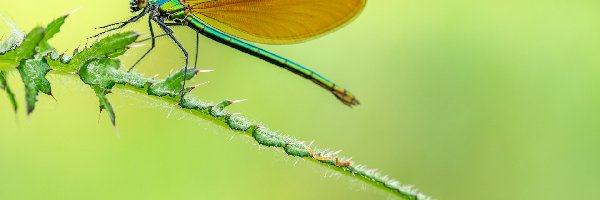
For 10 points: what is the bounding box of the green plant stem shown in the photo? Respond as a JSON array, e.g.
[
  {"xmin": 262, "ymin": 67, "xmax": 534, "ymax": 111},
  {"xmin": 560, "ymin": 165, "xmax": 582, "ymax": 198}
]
[
  {"xmin": 0, "ymin": 15, "xmax": 432, "ymax": 200},
  {"xmin": 0, "ymin": 64, "xmax": 431, "ymax": 200}
]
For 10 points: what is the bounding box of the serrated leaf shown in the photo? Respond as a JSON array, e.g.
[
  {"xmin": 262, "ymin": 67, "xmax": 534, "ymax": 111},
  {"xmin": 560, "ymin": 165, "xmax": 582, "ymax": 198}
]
[
  {"xmin": 79, "ymin": 58, "xmax": 148, "ymax": 126},
  {"xmin": 0, "ymin": 70, "xmax": 18, "ymax": 112},
  {"xmin": 60, "ymin": 32, "xmax": 138, "ymax": 71},
  {"xmin": 0, "ymin": 27, "xmax": 45, "ymax": 63},
  {"xmin": 0, "ymin": 18, "xmax": 24, "ymax": 54},
  {"xmin": 38, "ymin": 14, "xmax": 69, "ymax": 56},
  {"xmin": 148, "ymin": 68, "xmax": 199, "ymax": 97},
  {"xmin": 79, "ymin": 58, "xmax": 148, "ymax": 90},
  {"xmin": 17, "ymin": 58, "xmax": 52, "ymax": 114},
  {"xmin": 91, "ymin": 85, "xmax": 115, "ymax": 126}
]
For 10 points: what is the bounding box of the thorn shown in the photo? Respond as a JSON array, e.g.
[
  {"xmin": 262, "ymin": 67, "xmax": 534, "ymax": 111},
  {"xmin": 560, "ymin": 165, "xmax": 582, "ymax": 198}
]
[
  {"xmin": 65, "ymin": 8, "xmax": 80, "ymax": 17},
  {"xmin": 197, "ymin": 69, "xmax": 214, "ymax": 73},
  {"xmin": 26, "ymin": 106, "xmax": 34, "ymax": 116},
  {"xmin": 73, "ymin": 47, "xmax": 79, "ymax": 55},
  {"xmin": 331, "ymin": 150, "xmax": 343, "ymax": 155},
  {"xmin": 73, "ymin": 71, "xmax": 79, "ymax": 75},
  {"xmin": 151, "ymin": 74, "xmax": 159, "ymax": 79},
  {"xmin": 126, "ymin": 43, "xmax": 146, "ymax": 49},
  {"xmin": 229, "ymin": 99, "xmax": 247, "ymax": 104},
  {"xmin": 214, "ymin": 99, "xmax": 240, "ymax": 110},
  {"xmin": 189, "ymin": 81, "xmax": 209, "ymax": 90},
  {"xmin": 49, "ymin": 93, "xmax": 57, "ymax": 101},
  {"xmin": 137, "ymin": 32, "xmax": 151, "ymax": 39},
  {"xmin": 113, "ymin": 125, "xmax": 120, "ymax": 136},
  {"xmin": 130, "ymin": 32, "xmax": 141, "ymax": 38}
]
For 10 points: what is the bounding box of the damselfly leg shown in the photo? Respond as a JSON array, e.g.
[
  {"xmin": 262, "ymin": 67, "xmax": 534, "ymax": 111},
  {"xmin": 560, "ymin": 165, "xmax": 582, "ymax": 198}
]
[
  {"xmin": 164, "ymin": 22, "xmax": 201, "ymax": 69},
  {"xmin": 88, "ymin": 11, "xmax": 146, "ymax": 39},
  {"xmin": 151, "ymin": 16, "xmax": 189, "ymax": 106},
  {"xmin": 91, "ymin": 10, "xmax": 194, "ymax": 106},
  {"xmin": 127, "ymin": 17, "xmax": 156, "ymax": 72}
]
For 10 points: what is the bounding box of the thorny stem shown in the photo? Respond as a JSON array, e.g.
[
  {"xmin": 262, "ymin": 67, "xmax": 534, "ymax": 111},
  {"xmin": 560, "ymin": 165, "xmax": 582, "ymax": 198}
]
[{"xmin": 0, "ymin": 16, "xmax": 432, "ymax": 200}]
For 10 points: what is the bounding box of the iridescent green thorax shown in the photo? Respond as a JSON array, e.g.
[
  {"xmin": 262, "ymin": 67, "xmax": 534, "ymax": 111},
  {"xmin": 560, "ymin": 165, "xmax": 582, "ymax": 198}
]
[{"xmin": 152, "ymin": 0, "xmax": 186, "ymax": 15}]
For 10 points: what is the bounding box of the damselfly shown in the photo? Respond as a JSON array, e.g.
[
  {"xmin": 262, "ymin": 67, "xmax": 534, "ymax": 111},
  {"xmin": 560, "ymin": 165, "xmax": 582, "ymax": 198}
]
[{"xmin": 94, "ymin": 0, "xmax": 365, "ymax": 106}]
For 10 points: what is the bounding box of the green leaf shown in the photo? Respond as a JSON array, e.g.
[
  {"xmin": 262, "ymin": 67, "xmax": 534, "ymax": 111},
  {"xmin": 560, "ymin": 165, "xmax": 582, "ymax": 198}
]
[
  {"xmin": 0, "ymin": 18, "xmax": 24, "ymax": 55},
  {"xmin": 91, "ymin": 85, "xmax": 116, "ymax": 126},
  {"xmin": 0, "ymin": 71, "xmax": 18, "ymax": 112},
  {"xmin": 38, "ymin": 14, "xmax": 69, "ymax": 56},
  {"xmin": 78, "ymin": 58, "xmax": 148, "ymax": 126},
  {"xmin": 148, "ymin": 68, "xmax": 199, "ymax": 97},
  {"xmin": 17, "ymin": 58, "xmax": 52, "ymax": 114},
  {"xmin": 79, "ymin": 58, "xmax": 148, "ymax": 89},
  {"xmin": 68, "ymin": 31, "xmax": 142, "ymax": 126},
  {"xmin": 0, "ymin": 27, "xmax": 45, "ymax": 63},
  {"xmin": 58, "ymin": 32, "xmax": 138, "ymax": 72},
  {"xmin": 78, "ymin": 58, "xmax": 120, "ymax": 126}
]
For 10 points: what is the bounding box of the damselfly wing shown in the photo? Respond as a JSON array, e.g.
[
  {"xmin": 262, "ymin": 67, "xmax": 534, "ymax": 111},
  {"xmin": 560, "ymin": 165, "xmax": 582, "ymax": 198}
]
[{"xmin": 108, "ymin": 0, "xmax": 366, "ymax": 106}]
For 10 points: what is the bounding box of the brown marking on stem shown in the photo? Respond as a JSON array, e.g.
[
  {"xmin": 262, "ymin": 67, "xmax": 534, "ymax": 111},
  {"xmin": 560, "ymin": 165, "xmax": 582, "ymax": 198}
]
[
  {"xmin": 301, "ymin": 143, "xmax": 352, "ymax": 167},
  {"xmin": 335, "ymin": 158, "xmax": 352, "ymax": 167}
]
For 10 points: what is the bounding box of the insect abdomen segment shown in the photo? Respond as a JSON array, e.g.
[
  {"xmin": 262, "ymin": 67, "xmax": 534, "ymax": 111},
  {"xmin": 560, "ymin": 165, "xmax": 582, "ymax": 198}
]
[{"xmin": 185, "ymin": 16, "xmax": 359, "ymax": 106}]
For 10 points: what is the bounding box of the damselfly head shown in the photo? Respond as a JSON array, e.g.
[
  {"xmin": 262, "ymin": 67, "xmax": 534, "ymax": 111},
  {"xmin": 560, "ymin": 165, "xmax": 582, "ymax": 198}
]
[{"xmin": 130, "ymin": 0, "xmax": 148, "ymax": 12}]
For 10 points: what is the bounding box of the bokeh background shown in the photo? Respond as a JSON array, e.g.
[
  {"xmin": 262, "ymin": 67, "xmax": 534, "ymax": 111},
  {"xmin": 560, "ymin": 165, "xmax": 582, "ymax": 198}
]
[{"xmin": 1, "ymin": 0, "xmax": 599, "ymax": 199}]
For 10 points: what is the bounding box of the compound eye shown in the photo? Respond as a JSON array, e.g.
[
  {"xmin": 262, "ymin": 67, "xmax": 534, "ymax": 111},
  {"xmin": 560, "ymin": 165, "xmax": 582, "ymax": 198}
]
[{"xmin": 130, "ymin": 0, "xmax": 140, "ymax": 12}]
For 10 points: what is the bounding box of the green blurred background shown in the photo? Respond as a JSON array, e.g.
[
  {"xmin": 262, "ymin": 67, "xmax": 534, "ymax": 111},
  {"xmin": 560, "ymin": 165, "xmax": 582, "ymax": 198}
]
[{"xmin": 1, "ymin": 0, "xmax": 599, "ymax": 199}]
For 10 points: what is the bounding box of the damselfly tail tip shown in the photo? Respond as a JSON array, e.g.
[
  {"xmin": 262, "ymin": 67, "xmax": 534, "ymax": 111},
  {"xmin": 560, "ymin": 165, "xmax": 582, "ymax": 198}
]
[{"xmin": 332, "ymin": 90, "xmax": 360, "ymax": 107}]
